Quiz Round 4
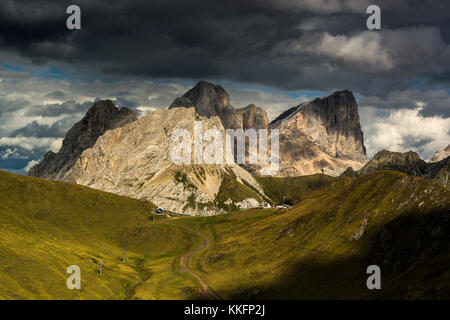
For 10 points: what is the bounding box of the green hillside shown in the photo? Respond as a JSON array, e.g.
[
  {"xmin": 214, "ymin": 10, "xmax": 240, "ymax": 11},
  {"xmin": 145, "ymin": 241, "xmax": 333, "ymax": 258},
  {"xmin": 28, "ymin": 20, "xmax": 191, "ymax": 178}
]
[
  {"xmin": 0, "ymin": 170, "xmax": 204, "ymax": 299},
  {"xmin": 0, "ymin": 170, "xmax": 449, "ymax": 299}
]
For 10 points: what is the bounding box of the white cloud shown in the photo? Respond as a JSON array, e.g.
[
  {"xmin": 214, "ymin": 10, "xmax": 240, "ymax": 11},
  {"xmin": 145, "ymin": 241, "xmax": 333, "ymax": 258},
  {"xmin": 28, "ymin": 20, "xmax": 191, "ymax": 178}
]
[
  {"xmin": 0, "ymin": 148, "xmax": 27, "ymax": 160},
  {"xmin": 360, "ymin": 106, "xmax": 450, "ymax": 160},
  {"xmin": 274, "ymin": 31, "xmax": 392, "ymax": 72},
  {"xmin": 0, "ymin": 137, "xmax": 62, "ymax": 152},
  {"xmin": 24, "ymin": 160, "xmax": 39, "ymax": 172}
]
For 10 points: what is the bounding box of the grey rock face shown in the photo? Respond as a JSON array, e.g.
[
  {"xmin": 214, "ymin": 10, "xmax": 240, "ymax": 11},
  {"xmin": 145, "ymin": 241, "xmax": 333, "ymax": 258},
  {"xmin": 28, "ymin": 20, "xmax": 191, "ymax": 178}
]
[
  {"xmin": 27, "ymin": 100, "xmax": 137, "ymax": 180},
  {"xmin": 270, "ymin": 90, "xmax": 367, "ymax": 163},
  {"xmin": 169, "ymin": 81, "xmax": 268, "ymax": 130}
]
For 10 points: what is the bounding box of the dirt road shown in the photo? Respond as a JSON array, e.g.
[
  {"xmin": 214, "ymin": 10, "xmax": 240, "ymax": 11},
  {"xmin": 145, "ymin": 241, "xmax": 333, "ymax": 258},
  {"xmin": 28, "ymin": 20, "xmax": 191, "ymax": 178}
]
[{"xmin": 163, "ymin": 221, "xmax": 222, "ymax": 300}]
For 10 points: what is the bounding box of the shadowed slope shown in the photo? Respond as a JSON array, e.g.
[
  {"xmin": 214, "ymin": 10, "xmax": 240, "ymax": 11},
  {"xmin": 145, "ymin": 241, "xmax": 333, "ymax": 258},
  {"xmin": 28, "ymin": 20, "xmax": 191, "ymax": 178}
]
[{"xmin": 186, "ymin": 171, "xmax": 450, "ymax": 299}]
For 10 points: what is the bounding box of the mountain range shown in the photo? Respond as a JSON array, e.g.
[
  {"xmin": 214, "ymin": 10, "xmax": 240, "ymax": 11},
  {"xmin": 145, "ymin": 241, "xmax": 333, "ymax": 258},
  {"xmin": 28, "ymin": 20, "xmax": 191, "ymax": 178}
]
[{"xmin": 27, "ymin": 81, "xmax": 449, "ymax": 214}]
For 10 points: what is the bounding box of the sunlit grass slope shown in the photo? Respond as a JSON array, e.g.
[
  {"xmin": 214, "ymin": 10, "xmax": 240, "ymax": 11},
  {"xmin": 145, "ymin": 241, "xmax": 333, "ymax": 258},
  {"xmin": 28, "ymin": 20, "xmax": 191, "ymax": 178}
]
[{"xmin": 0, "ymin": 170, "xmax": 204, "ymax": 300}]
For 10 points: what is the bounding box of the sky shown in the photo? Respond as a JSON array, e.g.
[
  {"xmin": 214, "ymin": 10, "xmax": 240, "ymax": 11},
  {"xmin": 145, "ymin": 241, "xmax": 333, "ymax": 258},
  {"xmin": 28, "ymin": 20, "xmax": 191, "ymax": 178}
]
[{"xmin": 0, "ymin": 0, "xmax": 449, "ymax": 174}]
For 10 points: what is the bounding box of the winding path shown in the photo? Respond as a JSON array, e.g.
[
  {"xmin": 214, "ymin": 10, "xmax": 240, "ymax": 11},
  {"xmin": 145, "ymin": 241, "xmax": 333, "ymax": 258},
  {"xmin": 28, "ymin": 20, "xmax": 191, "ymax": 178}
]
[{"xmin": 163, "ymin": 221, "xmax": 222, "ymax": 300}]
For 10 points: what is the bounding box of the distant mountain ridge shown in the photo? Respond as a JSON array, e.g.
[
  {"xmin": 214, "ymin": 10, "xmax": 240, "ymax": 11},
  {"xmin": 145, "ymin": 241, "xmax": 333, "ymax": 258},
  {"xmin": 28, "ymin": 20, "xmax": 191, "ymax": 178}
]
[{"xmin": 359, "ymin": 150, "xmax": 449, "ymax": 189}]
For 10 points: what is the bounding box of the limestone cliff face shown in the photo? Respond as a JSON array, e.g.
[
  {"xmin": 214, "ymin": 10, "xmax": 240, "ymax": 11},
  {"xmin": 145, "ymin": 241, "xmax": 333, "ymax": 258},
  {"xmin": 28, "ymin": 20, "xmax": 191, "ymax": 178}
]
[
  {"xmin": 169, "ymin": 81, "xmax": 268, "ymax": 130},
  {"xmin": 27, "ymin": 100, "xmax": 137, "ymax": 180},
  {"xmin": 267, "ymin": 90, "xmax": 368, "ymax": 176},
  {"xmin": 361, "ymin": 150, "xmax": 449, "ymax": 189},
  {"xmin": 62, "ymin": 107, "xmax": 267, "ymax": 215},
  {"xmin": 430, "ymin": 144, "xmax": 450, "ymax": 162},
  {"xmin": 271, "ymin": 90, "xmax": 367, "ymax": 162}
]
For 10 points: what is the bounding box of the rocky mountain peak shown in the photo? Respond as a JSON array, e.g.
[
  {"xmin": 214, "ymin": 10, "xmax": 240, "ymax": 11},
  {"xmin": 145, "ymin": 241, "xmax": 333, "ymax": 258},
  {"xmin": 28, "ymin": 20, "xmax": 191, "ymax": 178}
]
[
  {"xmin": 169, "ymin": 81, "xmax": 268, "ymax": 130},
  {"xmin": 171, "ymin": 81, "xmax": 230, "ymax": 118},
  {"xmin": 239, "ymin": 104, "xmax": 268, "ymax": 130},
  {"xmin": 27, "ymin": 100, "xmax": 137, "ymax": 180},
  {"xmin": 270, "ymin": 90, "xmax": 368, "ymax": 166}
]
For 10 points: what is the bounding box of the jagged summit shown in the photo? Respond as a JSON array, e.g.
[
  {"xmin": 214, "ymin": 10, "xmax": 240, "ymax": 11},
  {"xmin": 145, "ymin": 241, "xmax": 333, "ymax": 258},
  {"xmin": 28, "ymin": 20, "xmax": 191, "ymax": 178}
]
[
  {"xmin": 169, "ymin": 81, "xmax": 268, "ymax": 130},
  {"xmin": 265, "ymin": 90, "xmax": 368, "ymax": 176},
  {"xmin": 270, "ymin": 90, "xmax": 367, "ymax": 162},
  {"xmin": 27, "ymin": 100, "xmax": 137, "ymax": 180},
  {"xmin": 170, "ymin": 81, "xmax": 230, "ymax": 117}
]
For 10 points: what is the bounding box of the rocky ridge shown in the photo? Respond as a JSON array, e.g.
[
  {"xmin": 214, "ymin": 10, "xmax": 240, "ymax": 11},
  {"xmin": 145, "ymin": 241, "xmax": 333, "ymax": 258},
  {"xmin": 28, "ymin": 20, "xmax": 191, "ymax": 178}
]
[
  {"xmin": 359, "ymin": 150, "xmax": 449, "ymax": 189},
  {"xmin": 28, "ymin": 100, "xmax": 137, "ymax": 180}
]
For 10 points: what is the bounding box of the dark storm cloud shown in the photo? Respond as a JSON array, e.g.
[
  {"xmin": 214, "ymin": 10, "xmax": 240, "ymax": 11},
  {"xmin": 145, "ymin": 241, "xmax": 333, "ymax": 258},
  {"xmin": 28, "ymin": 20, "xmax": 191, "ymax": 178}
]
[
  {"xmin": 360, "ymin": 89, "xmax": 450, "ymax": 117},
  {"xmin": 0, "ymin": 96, "xmax": 30, "ymax": 121},
  {"xmin": 9, "ymin": 117, "xmax": 76, "ymax": 138},
  {"xmin": 25, "ymin": 100, "xmax": 93, "ymax": 117},
  {"xmin": 1, "ymin": 0, "xmax": 449, "ymax": 97}
]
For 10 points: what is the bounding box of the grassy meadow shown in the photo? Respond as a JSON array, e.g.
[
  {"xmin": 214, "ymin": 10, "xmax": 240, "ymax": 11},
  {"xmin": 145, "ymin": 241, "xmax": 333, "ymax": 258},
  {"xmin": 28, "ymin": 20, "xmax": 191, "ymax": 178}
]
[{"xmin": 0, "ymin": 169, "xmax": 449, "ymax": 299}]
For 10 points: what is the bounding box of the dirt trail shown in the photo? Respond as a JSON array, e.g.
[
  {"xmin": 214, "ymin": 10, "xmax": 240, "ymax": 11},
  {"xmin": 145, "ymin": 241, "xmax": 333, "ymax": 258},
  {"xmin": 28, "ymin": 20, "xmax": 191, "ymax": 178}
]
[{"xmin": 163, "ymin": 221, "xmax": 222, "ymax": 300}]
